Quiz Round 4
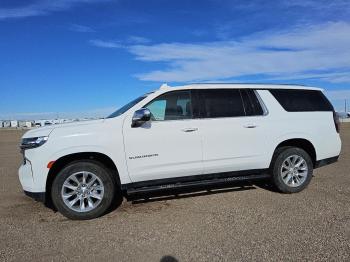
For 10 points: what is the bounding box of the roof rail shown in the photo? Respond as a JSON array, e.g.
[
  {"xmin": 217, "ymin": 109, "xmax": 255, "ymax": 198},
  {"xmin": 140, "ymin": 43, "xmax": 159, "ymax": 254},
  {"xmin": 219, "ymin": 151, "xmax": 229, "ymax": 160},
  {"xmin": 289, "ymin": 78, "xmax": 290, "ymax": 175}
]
[
  {"xmin": 188, "ymin": 82, "xmax": 309, "ymax": 87},
  {"xmin": 159, "ymin": 83, "xmax": 171, "ymax": 90}
]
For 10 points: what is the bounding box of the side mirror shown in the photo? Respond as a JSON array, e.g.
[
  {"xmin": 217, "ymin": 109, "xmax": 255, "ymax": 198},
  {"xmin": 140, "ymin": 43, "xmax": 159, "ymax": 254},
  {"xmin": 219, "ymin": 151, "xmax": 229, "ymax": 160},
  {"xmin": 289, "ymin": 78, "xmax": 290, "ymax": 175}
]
[{"xmin": 131, "ymin": 108, "xmax": 151, "ymax": 127}]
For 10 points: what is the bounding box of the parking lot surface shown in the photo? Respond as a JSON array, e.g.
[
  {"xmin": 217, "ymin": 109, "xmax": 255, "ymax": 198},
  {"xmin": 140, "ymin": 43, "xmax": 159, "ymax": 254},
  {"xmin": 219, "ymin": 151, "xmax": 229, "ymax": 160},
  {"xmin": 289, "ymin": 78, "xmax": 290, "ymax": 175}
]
[{"xmin": 0, "ymin": 125, "xmax": 349, "ymax": 261}]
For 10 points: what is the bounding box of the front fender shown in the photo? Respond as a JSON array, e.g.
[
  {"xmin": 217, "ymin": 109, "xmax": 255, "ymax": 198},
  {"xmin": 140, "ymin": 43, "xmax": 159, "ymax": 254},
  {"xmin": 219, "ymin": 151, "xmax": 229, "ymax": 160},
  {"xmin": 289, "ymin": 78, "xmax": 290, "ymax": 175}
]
[{"xmin": 47, "ymin": 145, "xmax": 132, "ymax": 185}]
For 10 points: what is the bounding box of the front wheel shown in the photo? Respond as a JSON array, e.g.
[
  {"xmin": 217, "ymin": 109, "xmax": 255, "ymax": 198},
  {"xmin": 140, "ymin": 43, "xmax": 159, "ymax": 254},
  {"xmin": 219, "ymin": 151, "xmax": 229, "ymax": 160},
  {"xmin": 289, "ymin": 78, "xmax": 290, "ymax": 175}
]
[
  {"xmin": 51, "ymin": 161, "xmax": 117, "ymax": 220},
  {"xmin": 271, "ymin": 147, "xmax": 313, "ymax": 193}
]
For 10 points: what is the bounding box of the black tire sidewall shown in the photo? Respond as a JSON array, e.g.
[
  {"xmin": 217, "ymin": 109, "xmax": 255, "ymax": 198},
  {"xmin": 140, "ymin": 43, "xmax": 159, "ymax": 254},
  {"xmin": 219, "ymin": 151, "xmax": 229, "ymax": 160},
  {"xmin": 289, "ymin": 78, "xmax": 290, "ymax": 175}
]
[
  {"xmin": 272, "ymin": 147, "xmax": 313, "ymax": 193},
  {"xmin": 51, "ymin": 161, "xmax": 116, "ymax": 220}
]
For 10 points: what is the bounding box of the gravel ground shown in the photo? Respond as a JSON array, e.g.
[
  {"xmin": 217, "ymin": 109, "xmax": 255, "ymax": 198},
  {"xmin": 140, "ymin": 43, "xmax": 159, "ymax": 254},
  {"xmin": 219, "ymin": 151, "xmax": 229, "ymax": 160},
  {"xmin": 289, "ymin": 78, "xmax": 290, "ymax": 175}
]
[{"xmin": 0, "ymin": 125, "xmax": 349, "ymax": 262}]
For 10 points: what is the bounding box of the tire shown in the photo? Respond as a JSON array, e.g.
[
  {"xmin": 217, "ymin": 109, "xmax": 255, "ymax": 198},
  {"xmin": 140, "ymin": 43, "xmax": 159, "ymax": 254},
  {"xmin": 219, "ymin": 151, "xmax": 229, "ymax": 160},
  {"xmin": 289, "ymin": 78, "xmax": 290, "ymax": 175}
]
[
  {"xmin": 270, "ymin": 146, "xmax": 313, "ymax": 193},
  {"xmin": 51, "ymin": 160, "xmax": 117, "ymax": 220}
]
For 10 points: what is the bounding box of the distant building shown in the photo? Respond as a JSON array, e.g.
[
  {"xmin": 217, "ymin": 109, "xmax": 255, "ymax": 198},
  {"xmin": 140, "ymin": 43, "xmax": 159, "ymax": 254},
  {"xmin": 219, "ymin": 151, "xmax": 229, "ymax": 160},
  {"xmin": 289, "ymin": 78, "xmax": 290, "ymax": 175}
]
[{"xmin": 0, "ymin": 117, "xmax": 97, "ymax": 129}]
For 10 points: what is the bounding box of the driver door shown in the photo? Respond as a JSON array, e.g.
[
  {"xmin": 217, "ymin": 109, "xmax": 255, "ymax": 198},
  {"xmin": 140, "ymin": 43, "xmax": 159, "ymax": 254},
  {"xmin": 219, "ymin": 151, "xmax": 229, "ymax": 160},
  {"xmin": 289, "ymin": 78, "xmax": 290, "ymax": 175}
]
[{"xmin": 122, "ymin": 90, "xmax": 203, "ymax": 182}]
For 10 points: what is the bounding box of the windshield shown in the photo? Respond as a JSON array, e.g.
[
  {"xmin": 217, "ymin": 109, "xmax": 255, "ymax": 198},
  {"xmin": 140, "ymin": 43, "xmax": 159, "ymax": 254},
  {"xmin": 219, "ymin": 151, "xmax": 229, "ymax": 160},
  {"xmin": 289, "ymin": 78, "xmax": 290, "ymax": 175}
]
[{"xmin": 107, "ymin": 94, "xmax": 148, "ymax": 118}]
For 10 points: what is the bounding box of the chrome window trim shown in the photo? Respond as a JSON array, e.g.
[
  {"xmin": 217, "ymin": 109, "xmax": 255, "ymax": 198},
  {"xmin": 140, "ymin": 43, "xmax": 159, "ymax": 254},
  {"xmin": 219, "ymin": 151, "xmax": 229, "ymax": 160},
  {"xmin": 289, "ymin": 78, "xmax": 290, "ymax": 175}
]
[
  {"xmin": 138, "ymin": 88, "xmax": 269, "ymax": 122},
  {"xmin": 254, "ymin": 90, "xmax": 269, "ymax": 116}
]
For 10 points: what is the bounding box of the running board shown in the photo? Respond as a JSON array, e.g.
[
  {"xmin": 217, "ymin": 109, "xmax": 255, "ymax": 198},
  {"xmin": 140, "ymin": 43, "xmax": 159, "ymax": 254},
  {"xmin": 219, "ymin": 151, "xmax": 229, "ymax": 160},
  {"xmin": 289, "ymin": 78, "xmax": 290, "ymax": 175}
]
[{"xmin": 125, "ymin": 173, "xmax": 270, "ymax": 197}]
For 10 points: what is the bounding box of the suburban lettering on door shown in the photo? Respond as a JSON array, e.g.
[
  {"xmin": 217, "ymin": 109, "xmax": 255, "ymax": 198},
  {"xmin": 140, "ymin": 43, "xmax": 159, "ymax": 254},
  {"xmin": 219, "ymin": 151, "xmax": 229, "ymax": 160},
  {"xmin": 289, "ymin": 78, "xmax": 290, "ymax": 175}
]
[{"xmin": 129, "ymin": 154, "xmax": 159, "ymax": 160}]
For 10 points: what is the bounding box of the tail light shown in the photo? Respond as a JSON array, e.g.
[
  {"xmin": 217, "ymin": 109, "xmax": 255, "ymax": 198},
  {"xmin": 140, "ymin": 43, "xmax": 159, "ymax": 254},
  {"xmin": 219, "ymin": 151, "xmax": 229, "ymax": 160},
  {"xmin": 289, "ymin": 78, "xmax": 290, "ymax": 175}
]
[{"xmin": 333, "ymin": 110, "xmax": 340, "ymax": 133}]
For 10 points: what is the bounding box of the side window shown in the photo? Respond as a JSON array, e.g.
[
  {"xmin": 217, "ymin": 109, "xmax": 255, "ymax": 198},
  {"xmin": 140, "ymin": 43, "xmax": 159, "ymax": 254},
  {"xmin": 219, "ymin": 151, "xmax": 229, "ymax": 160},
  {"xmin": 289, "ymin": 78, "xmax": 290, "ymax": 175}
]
[
  {"xmin": 198, "ymin": 89, "xmax": 245, "ymax": 118},
  {"xmin": 269, "ymin": 89, "xmax": 333, "ymax": 112},
  {"xmin": 145, "ymin": 91, "xmax": 192, "ymax": 121},
  {"xmin": 240, "ymin": 89, "xmax": 264, "ymax": 116}
]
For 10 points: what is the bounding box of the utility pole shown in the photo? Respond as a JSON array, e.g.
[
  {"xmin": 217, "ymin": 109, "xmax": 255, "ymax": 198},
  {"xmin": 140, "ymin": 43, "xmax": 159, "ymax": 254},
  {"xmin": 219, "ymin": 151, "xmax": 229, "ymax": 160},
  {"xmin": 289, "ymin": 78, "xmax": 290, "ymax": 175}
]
[{"xmin": 345, "ymin": 99, "xmax": 347, "ymax": 113}]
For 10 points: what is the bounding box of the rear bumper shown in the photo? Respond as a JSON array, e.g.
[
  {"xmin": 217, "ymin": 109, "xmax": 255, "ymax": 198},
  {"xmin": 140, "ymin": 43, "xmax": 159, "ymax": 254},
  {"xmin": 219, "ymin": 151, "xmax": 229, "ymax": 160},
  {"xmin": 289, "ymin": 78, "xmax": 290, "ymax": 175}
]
[
  {"xmin": 24, "ymin": 190, "xmax": 45, "ymax": 203},
  {"xmin": 315, "ymin": 155, "xmax": 339, "ymax": 169}
]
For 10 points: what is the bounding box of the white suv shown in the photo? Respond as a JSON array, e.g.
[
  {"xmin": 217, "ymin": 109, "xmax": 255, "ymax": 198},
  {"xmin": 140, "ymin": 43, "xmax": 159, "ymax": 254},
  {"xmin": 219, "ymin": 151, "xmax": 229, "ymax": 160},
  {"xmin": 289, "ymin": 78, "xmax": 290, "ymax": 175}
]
[{"xmin": 19, "ymin": 84, "xmax": 341, "ymax": 220}]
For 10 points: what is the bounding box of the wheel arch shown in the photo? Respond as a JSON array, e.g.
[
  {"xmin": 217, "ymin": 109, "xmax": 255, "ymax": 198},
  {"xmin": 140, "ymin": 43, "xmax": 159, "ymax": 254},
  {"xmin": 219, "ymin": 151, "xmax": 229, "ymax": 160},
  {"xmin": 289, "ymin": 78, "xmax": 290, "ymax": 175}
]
[
  {"xmin": 45, "ymin": 152, "xmax": 121, "ymax": 207},
  {"xmin": 271, "ymin": 138, "xmax": 317, "ymax": 167}
]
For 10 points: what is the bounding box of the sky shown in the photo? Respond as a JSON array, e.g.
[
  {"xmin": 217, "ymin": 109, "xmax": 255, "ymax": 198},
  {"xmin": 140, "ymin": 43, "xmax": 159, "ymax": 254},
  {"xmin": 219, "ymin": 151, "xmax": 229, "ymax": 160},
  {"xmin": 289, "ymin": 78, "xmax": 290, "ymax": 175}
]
[{"xmin": 0, "ymin": 0, "xmax": 350, "ymax": 120}]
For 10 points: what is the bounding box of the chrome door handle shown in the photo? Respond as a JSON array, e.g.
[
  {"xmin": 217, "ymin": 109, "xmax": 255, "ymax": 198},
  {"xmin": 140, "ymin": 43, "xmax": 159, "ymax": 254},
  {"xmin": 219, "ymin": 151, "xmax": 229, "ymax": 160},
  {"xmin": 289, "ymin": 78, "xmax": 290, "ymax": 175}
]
[
  {"xmin": 243, "ymin": 124, "xmax": 257, "ymax": 128},
  {"xmin": 182, "ymin": 127, "xmax": 198, "ymax": 132}
]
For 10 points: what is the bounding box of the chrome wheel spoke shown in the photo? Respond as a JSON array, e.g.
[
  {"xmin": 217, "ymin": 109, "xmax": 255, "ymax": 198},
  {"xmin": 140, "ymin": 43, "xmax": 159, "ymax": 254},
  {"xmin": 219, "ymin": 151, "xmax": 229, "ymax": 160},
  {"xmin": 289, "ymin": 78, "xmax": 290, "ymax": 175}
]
[
  {"xmin": 87, "ymin": 177, "xmax": 97, "ymax": 187},
  {"xmin": 294, "ymin": 157, "xmax": 302, "ymax": 167},
  {"xmin": 90, "ymin": 192, "xmax": 102, "ymax": 200},
  {"xmin": 80, "ymin": 197, "xmax": 86, "ymax": 211},
  {"xmin": 69, "ymin": 196, "xmax": 80, "ymax": 206},
  {"xmin": 87, "ymin": 198, "xmax": 94, "ymax": 208},
  {"xmin": 281, "ymin": 170, "xmax": 289, "ymax": 177},
  {"xmin": 283, "ymin": 173, "xmax": 292, "ymax": 184},
  {"xmin": 92, "ymin": 185, "xmax": 103, "ymax": 191},
  {"xmin": 70, "ymin": 175, "xmax": 80, "ymax": 186},
  {"xmin": 82, "ymin": 171, "xmax": 88, "ymax": 185},
  {"xmin": 298, "ymin": 171, "xmax": 308, "ymax": 177},
  {"xmin": 63, "ymin": 182, "xmax": 77, "ymax": 191},
  {"xmin": 62, "ymin": 191, "xmax": 76, "ymax": 199}
]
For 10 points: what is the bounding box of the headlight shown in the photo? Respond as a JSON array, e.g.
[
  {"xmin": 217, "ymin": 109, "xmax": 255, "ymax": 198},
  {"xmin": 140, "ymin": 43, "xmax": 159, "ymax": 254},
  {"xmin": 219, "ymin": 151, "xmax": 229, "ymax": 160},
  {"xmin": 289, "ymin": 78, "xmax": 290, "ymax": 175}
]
[{"xmin": 20, "ymin": 136, "xmax": 48, "ymax": 150}]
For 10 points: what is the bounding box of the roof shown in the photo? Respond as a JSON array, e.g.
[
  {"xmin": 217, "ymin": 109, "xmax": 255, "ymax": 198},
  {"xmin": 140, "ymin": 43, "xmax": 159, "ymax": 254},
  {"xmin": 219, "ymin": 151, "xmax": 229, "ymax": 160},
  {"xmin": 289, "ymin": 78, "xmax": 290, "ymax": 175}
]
[{"xmin": 159, "ymin": 83, "xmax": 323, "ymax": 91}]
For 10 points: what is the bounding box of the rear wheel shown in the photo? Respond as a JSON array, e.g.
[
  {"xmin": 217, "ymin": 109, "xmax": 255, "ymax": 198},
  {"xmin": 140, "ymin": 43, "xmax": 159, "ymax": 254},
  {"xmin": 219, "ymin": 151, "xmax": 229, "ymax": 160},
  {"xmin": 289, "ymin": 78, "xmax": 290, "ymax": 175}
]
[
  {"xmin": 51, "ymin": 161, "xmax": 117, "ymax": 220},
  {"xmin": 271, "ymin": 147, "xmax": 313, "ymax": 193}
]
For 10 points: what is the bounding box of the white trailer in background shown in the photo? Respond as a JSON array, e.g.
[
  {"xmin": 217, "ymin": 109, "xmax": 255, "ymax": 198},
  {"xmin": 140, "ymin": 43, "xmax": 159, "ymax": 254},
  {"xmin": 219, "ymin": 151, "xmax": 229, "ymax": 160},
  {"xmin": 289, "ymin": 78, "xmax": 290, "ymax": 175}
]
[
  {"xmin": 35, "ymin": 120, "xmax": 53, "ymax": 127},
  {"xmin": 26, "ymin": 121, "xmax": 33, "ymax": 128},
  {"xmin": 10, "ymin": 120, "xmax": 18, "ymax": 128},
  {"xmin": 2, "ymin": 121, "xmax": 11, "ymax": 128},
  {"xmin": 19, "ymin": 121, "xmax": 33, "ymax": 128}
]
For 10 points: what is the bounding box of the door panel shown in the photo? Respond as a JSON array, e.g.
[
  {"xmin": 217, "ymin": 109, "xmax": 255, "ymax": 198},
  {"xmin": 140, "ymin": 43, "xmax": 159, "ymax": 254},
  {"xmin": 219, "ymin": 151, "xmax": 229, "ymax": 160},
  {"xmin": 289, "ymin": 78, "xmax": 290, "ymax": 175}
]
[
  {"xmin": 199, "ymin": 116, "xmax": 267, "ymax": 174},
  {"xmin": 123, "ymin": 120, "xmax": 203, "ymax": 182},
  {"xmin": 123, "ymin": 90, "xmax": 203, "ymax": 182}
]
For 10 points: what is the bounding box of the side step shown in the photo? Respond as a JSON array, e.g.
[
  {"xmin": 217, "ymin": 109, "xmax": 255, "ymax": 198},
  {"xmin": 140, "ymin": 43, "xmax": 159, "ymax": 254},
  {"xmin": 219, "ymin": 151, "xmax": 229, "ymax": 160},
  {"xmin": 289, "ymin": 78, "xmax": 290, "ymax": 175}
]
[{"xmin": 125, "ymin": 173, "xmax": 270, "ymax": 197}]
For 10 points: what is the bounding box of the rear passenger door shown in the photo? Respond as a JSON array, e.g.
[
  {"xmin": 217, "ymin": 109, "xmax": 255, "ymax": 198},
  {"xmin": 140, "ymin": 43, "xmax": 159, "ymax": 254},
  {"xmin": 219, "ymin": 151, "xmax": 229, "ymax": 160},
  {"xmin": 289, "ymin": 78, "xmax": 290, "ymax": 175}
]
[{"xmin": 195, "ymin": 89, "xmax": 268, "ymax": 174}]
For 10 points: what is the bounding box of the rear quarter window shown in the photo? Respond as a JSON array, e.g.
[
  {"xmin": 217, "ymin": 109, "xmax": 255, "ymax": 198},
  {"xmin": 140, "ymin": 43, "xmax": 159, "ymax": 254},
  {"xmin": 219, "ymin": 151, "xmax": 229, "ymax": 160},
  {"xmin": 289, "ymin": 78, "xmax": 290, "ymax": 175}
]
[
  {"xmin": 269, "ymin": 89, "xmax": 333, "ymax": 112},
  {"xmin": 240, "ymin": 89, "xmax": 264, "ymax": 116}
]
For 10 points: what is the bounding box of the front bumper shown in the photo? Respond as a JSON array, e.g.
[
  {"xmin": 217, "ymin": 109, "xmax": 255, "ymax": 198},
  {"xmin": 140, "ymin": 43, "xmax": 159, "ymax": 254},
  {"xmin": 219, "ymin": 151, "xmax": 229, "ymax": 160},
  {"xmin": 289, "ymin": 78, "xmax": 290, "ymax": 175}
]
[
  {"xmin": 24, "ymin": 190, "xmax": 45, "ymax": 202},
  {"xmin": 18, "ymin": 160, "xmax": 35, "ymax": 191},
  {"xmin": 19, "ymin": 160, "xmax": 45, "ymax": 202}
]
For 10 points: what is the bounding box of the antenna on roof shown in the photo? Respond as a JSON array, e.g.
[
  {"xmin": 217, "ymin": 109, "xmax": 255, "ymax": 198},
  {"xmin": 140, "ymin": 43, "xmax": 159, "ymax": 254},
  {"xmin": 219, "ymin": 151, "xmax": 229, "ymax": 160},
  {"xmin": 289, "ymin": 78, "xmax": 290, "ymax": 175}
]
[{"xmin": 160, "ymin": 83, "xmax": 170, "ymax": 90}]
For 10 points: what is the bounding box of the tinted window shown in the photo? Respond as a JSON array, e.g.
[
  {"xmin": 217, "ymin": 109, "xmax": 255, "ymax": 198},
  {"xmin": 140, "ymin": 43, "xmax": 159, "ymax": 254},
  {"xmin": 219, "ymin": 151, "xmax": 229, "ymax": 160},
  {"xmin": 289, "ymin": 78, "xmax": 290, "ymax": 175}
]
[
  {"xmin": 145, "ymin": 91, "xmax": 192, "ymax": 121},
  {"xmin": 197, "ymin": 89, "xmax": 245, "ymax": 118},
  {"xmin": 270, "ymin": 89, "xmax": 333, "ymax": 112},
  {"xmin": 240, "ymin": 89, "xmax": 264, "ymax": 116}
]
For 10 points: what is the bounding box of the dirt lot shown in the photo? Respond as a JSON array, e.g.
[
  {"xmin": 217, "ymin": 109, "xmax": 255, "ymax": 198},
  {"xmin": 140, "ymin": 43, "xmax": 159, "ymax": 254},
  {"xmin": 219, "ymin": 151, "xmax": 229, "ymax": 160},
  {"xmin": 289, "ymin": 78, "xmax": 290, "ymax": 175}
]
[{"xmin": 0, "ymin": 125, "xmax": 349, "ymax": 262}]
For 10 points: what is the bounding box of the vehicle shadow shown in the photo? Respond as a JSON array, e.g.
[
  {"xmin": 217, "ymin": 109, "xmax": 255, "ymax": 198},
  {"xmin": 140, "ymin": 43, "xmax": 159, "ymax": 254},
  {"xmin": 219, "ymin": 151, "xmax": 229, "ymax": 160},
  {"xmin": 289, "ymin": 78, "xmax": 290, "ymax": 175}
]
[
  {"xmin": 127, "ymin": 180, "xmax": 267, "ymax": 204},
  {"xmin": 160, "ymin": 256, "xmax": 178, "ymax": 262},
  {"xmin": 253, "ymin": 180, "xmax": 280, "ymax": 193}
]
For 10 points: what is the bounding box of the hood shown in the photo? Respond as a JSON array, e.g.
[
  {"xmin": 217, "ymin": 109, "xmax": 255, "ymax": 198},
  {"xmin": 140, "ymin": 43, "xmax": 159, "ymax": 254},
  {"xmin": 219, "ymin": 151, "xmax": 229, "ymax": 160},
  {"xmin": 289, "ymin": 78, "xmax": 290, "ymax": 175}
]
[
  {"xmin": 22, "ymin": 119, "xmax": 105, "ymax": 139},
  {"xmin": 22, "ymin": 125, "xmax": 55, "ymax": 138}
]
